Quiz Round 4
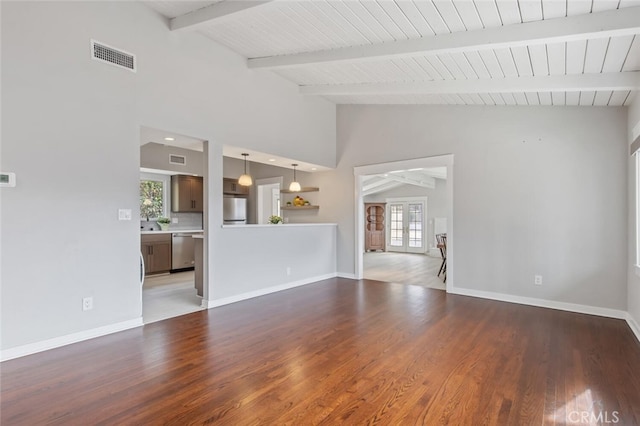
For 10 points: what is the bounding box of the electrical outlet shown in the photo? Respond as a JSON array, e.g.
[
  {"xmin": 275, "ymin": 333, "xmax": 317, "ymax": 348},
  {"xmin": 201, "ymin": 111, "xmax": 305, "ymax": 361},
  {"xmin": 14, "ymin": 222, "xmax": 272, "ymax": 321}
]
[
  {"xmin": 118, "ymin": 209, "xmax": 132, "ymax": 221},
  {"xmin": 82, "ymin": 297, "xmax": 93, "ymax": 311},
  {"xmin": 534, "ymin": 275, "xmax": 543, "ymax": 286},
  {"xmin": 172, "ymin": 217, "xmax": 178, "ymax": 224},
  {"xmin": 286, "ymin": 267, "xmax": 291, "ymax": 276}
]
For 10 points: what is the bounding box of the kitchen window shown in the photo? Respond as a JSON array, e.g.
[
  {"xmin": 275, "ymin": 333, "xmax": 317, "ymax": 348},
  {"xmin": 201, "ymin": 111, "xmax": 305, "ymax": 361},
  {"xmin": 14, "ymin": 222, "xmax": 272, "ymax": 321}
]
[{"xmin": 140, "ymin": 172, "xmax": 169, "ymax": 220}]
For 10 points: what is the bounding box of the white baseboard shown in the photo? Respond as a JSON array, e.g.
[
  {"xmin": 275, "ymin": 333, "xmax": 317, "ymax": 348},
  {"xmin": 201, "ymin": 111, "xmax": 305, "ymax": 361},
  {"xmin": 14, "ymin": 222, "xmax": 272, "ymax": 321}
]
[
  {"xmin": 0, "ymin": 318, "xmax": 143, "ymax": 362},
  {"xmin": 202, "ymin": 273, "xmax": 338, "ymax": 309},
  {"xmin": 448, "ymin": 286, "xmax": 627, "ymax": 320},
  {"xmin": 337, "ymin": 272, "xmax": 357, "ymax": 280},
  {"xmin": 627, "ymin": 313, "xmax": 640, "ymax": 343}
]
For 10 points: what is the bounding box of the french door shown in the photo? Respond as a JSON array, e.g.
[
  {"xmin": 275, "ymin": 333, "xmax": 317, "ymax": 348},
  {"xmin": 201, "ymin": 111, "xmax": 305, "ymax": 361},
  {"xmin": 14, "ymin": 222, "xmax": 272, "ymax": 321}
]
[{"xmin": 387, "ymin": 200, "xmax": 425, "ymax": 253}]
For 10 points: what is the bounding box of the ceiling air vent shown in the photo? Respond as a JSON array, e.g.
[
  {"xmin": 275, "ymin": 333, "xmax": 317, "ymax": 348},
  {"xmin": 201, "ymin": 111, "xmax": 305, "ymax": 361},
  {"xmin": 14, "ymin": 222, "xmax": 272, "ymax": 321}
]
[
  {"xmin": 169, "ymin": 154, "xmax": 186, "ymax": 166},
  {"xmin": 91, "ymin": 40, "xmax": 136, "ymax": 72}
]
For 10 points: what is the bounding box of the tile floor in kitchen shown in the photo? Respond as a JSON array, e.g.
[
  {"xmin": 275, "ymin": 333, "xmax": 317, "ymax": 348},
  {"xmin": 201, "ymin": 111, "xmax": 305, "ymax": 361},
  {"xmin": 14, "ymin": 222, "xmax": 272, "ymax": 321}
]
[{"xmin": 142, "ymin": 270, "xmax": 204, "ymax": 324}]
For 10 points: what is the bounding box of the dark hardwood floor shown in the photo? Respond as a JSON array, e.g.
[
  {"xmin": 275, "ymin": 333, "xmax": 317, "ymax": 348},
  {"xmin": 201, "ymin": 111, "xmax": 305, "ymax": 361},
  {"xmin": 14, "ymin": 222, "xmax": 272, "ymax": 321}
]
[{"xmin": 2, "ymin": 278, "xmax": 639, "ymax": 425}]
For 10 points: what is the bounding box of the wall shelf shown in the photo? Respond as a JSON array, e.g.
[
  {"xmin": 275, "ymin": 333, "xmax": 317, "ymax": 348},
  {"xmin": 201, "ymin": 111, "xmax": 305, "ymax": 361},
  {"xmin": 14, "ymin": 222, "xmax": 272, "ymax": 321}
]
[
  {"xmin": 280, "ymin": 187, "xmax": 319, "ymax": 194},
  {"xmin": 281, "ymin": 205, "xmax": 319, "ymax": 210}
]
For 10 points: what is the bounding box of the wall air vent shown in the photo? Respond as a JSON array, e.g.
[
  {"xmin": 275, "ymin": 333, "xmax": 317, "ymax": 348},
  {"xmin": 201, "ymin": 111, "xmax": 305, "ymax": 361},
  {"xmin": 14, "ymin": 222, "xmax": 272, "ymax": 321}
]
[
  {"xmin": 91, "ymin": 40, "xmax": 136, "ymax": 72},
  {"xmin": 169, "ymin": 154, "xmax": 186, "ymax": 166}
]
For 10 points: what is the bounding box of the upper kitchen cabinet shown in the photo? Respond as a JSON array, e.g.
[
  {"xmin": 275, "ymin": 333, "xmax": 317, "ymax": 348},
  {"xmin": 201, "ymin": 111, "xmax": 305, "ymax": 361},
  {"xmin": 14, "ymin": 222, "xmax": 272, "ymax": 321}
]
[
  {"xmin": 223, "ymin": 178, "xmax": 249, "ymax": 197},
  {"xmin": 171, "ymin": 175, "xmax": 203, "ymax": 212}
]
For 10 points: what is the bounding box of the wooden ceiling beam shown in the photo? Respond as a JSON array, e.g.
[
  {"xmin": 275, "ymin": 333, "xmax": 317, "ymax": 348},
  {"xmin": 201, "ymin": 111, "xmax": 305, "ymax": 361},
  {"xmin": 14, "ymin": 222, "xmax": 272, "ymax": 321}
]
[
  {"xmin": 299, "ymin": 72, "xmax": 640, "ymax": 96},
  {"xmin": 248, "ymin": 7, "xmax": 640, "ymax": 69},
  {"xmin": 171, "ymin": 1, "xmax": 273, "ymax": 31}
]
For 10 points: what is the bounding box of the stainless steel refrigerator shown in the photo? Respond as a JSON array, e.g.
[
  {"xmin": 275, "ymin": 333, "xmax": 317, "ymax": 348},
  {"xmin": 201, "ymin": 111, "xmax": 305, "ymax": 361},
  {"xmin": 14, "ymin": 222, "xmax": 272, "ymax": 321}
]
[{"xmin": 223, "ymin": 197, "xmax": 247, "ymax": 224}]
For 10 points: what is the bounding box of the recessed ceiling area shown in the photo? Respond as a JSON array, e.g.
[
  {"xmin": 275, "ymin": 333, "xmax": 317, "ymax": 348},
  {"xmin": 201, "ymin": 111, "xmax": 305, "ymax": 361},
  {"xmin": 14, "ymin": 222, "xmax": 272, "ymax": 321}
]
[
  {"xmin": 143, "ymin": 0, "xmax": 640, "ymax": 106},
  {"xmin": 140, "ymin": 126, "xmax": 330, "ymax": 172}
]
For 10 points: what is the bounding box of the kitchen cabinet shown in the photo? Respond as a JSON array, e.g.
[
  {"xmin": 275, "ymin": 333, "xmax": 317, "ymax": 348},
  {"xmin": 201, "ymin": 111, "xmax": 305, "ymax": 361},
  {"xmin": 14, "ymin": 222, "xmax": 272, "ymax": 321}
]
[
  {"xmin": 223, "ymin": 178, "xmax": 249, "ymax": 197},
  {"xmin": 141, "ymin": 234, "xmax": 172, "ymax": 275},
  {"xmin": 365, "ymin": 203, "xmax": 385, "ymax": 251},
  {"xmin": 171, "ymin": 175, "xmax": 203, "ymax": 212}
]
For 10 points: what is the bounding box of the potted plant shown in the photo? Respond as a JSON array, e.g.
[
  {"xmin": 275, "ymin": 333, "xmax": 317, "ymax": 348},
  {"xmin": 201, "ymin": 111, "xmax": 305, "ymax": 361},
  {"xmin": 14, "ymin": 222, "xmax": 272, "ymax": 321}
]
[
  {"xmin": 157, "ymin": 217, "xmax": 171, "ymax": 231},
  {"xmin": 268, "ymin": 215, "xmax": 283, "ymax": 224}
]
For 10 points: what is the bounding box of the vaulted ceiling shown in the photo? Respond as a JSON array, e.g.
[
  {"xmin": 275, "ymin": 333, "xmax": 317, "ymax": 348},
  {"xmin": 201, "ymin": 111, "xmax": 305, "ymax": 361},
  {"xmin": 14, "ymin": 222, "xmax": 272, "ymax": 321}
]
[{"xmin": 144, "ymin": 0, "xmax": 640, "ymax": 106}]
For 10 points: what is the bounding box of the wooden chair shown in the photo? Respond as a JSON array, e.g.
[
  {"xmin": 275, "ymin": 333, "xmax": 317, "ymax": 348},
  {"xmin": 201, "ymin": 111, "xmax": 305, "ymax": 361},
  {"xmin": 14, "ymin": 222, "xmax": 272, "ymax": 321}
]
[{"xmin": 436, "ymin": 233, "xmax": 447, "ymax": 283}]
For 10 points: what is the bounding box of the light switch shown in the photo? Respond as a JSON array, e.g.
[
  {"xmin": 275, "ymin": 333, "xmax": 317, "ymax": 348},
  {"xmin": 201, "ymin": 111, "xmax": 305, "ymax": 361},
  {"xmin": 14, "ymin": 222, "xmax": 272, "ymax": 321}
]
[
  {"xmin": 118, "ymin": 209, "xmax": 132, "ymax": 221},
  {"xmin": 0, "ymin": 172, "xmax": 16, "ymax": 187}
]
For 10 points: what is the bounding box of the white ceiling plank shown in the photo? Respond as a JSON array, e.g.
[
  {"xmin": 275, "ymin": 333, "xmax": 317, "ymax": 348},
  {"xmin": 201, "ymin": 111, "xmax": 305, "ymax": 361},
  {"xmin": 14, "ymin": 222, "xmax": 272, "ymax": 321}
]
[
  {"xmin": 525, "ymin": 92, "xmax": 540, "ymax": 104},
  {"xmin": 538, "ymin": 91, "xmax": 552, "ymax": 104},
  {"xmin": 170, "ymin": 1, "xmax": 273, "ymax": 31},
  {"xmin": 342, "ymin": 1, "xmax": 396, "ymax": 43},
  {"xmin": 584, "ymin": 38, "xmax": 611, "ymax": 73},
  {"xmin": 547, "ymin": 42, "xmax": 566, "ymax": 75},
  {"xmin": 248, "ymin": 7, "xmax": 640, "ymax": 69},
  {"xmin": 608, "ymin": 90, "xmax": 631, "ymax": 105},
  {"xmin": 479, "ymin": 50, "xmax": 506, "ymax": 77},
  {"xmin": 592, "ymin": 0, "xmax": 620, "ymax": 12},
  {"xmin": 512, "ymin": 46, "xmax": 534, "ymax": 76},
  {"xmin": 579, "ymin": 90, "xmax": 596, "ymax": 105},
  {"xmin": 426, "ymin": 56, "xmax": 456, "ymax": 79},
  {"xmin": 438, "ymin": 53, "xmax": 467, "ymax": 79},
  {"xmin": 502, "ymin": 92, "xmax": 518, "ymax": 105},
  {"xmin": 440, "ymin": 93, "xmax": 459, "ymax": 104},
  {"xmin": 328, "ymin": 1, "xmax": 385, "ymax": 44},
  {"xmin": 513, "ymin": 92, "xmax": 529, "ymax": 104},
  {"xmin": 453, "ymin": 1, "xmax": 484, "ymax": 30},
  {"xmin": 433, "ymin": 0, "xmax": 467, "ymax": 32},
  {"xmin": 566, "ymin": 0, "xmax": 592, "ymax": 16},
  {"xmin": 490, "ymin": 93, "xmax": 507, "ymax": 105},
  {"xmin": 479, "ymin": 93, "xmax": 496, "ymax": 105},
  {"xmin": 413, "ymin": 1, "xmax": 451, "ymax": 35},
  {"xmin": 542, "ymin": 0, "xmax": 567, "ymax": 19},
  {"xmin": 465, "ymin": 51, "xmax": 492, "ymax": 78},
  {"xmin": 360, "ymin": 1, "xmax": 408, "ymax": 41},
  {"xmin": 414, "ymin": 56, "xmax": 445, "ymax": 80},
  {"xmin": 458, "ymin": 93, "xmax": 475, "ymax": 104},
  {"xmin": 299, "ymin": 71, "xmax": 640, "ymax": 95},
  {"xmin": 469, "ymin": 93, "xmax": 485, "ymax": 104},
  {"xmin": 391, "ymin": 58, "xmax": 427, "ymax": 81},
  {"xmin": 395, "ymin": 1, "xmax": 436, "ymax": 37},
  {"xmin": 378, "ymin": 173, "xmax": 436, "ymax": 188},
  {"xmin": 565, "ymin": 91, "xmax": 581, "ymax": 105},
  {"xmin": 496, "ymin": 0, "xmax": 522, "ymax": 25},
  {"xmin": 474, "ymin": 0, "xmax": 502, "ymax": 27},
  {"xmin": 593, "ymin": 90, "xmax": 613, "ymax": 105},
  {"xmin": 519, "ymin": 0, "xmax": 544, "ymax": 22},
  {"xmin": 622, "ymin": 35, "xmax": 640, "ymax": 71},
  {"xmin": 566, "ymin": 39, "xmax": 587, "ymax": 74},
  {"xmin": 551, "ymin": 91, "xmax": 566, "ymax": 105},
  {"xmin": 312, "ymin": 2, "xmax": 374, "ymax": 47},
  {"xmin": 529, "ymin": 44, "xmax": 549, "ymax": 75},
  {"xmin": 602, "ymin": 35, "xmax": 635, "ymax": 72},
  {"xmin": 624, "ymin": 91, "xmax": 634, "ymax": 105},
  {"xmin": 494, "ymin": 48, "xmax": 519, "ymax": 77},
  {"xmin": 377, "ymin": 1, "xmax": 422, "ymax": 39},
  {"xmin": 450, "ymin": 52, "xmax": 480, "ymax": 78}
]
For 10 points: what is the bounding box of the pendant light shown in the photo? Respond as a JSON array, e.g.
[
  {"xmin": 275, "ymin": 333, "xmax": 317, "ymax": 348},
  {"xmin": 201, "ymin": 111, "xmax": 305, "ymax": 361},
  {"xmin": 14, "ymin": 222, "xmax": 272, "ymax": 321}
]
[
  {"xmin": 289, "ymin": 163, "xmax": 301, "ymax": 192},
  {"xmin": 238, "ymin": 153, "xmax": 252, "ymax": 186}
]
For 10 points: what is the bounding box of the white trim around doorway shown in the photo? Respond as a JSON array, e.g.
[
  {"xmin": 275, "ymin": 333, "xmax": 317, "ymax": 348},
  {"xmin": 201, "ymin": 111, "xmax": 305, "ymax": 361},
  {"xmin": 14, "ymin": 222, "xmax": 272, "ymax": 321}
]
[{"xmin": 354, "ymin": 155, "xmax": 454, "ymax": 291}]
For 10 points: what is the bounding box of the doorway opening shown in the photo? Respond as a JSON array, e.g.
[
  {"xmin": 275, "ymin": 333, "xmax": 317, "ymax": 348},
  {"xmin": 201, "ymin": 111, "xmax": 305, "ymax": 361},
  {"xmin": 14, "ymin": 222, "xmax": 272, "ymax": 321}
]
[
  {"xmin": 256, "ymin": 177, "xmax": 283, "ymax": 224},
  {"xmin": 355, "ymin": 155, "xmax": 453, "ymax": 291},
  {"xmin": 139, "ymin": 126, "xmax": 207, "ymax": 324}
]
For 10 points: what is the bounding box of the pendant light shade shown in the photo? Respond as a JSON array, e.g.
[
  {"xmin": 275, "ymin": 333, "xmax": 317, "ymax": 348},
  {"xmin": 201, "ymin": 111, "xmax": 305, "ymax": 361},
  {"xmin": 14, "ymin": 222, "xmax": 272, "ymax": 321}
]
[
  {"xmin": 238, "ymin": 153, "xmax": 252, "ymax": 186},
  {"xmin": 289, "ymin": 163, "xmax": 301, "ymax": 192}
]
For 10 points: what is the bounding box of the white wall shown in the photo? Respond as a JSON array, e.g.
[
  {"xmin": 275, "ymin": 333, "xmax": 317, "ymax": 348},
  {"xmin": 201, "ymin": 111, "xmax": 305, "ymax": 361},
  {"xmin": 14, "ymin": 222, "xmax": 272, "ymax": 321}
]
[
  {"xmin": 316, "ymin": 105, "xmax": 628, "ymax": 311},
  {"xmin": 0, "ymin": 1, "xmax": 335, "ymax": 353},
  {"xmin": 628, "ymin": 95, "xmax": 640, "ymax": 332}
]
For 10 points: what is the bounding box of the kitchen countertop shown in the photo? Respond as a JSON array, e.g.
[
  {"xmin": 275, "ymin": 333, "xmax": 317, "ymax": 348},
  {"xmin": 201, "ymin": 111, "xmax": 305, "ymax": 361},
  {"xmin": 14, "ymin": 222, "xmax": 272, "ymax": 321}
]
[{"xmin": 140, "ymin": 229, "xmax": 203, "ymax": 235}]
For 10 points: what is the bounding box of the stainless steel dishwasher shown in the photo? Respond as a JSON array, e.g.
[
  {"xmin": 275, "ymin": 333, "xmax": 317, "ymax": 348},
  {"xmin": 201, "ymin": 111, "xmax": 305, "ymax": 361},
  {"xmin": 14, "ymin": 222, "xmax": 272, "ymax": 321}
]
[{"xmin": 171, "ymin": 232, "xmax": 198, "ymax": 271}]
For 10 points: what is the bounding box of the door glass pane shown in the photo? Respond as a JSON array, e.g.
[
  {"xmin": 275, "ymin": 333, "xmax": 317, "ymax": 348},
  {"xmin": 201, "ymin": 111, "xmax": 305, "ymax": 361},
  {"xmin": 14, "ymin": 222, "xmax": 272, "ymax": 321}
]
[
  {"xmin": 390, "ymin": 204, "xmax": 403, "ymax": 247},
  {"xmin": 408, "ymin": 203, "xmax": 423, "ymax": 248}
]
